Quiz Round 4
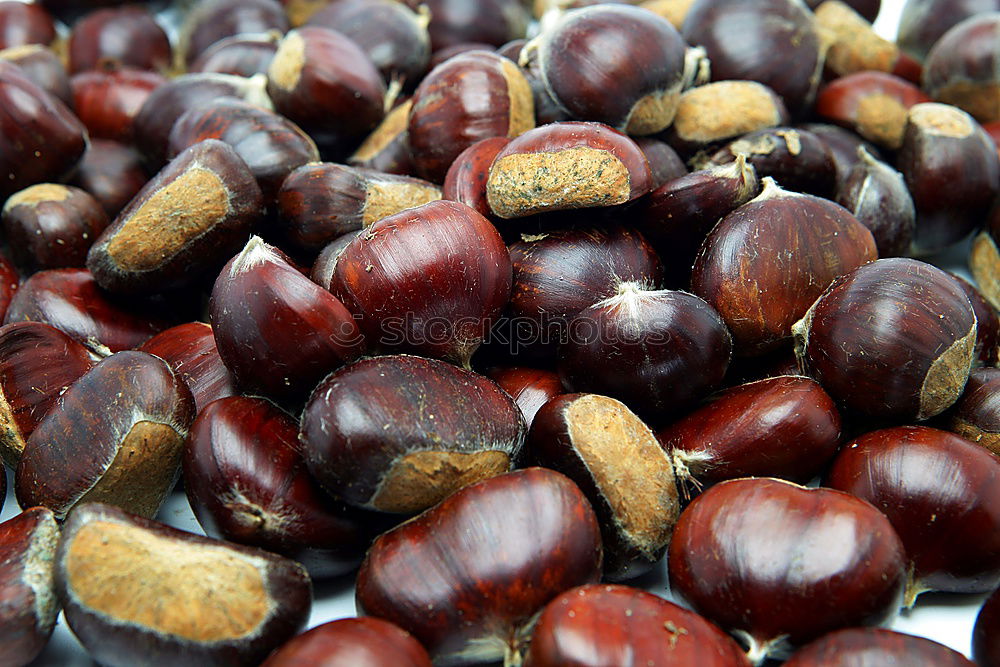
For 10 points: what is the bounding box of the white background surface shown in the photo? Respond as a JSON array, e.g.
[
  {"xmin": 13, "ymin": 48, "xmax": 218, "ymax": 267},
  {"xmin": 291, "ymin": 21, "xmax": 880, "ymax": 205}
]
[{"xmin": 2, "ymin": 0, "xmax": 995, "ymax": 664}]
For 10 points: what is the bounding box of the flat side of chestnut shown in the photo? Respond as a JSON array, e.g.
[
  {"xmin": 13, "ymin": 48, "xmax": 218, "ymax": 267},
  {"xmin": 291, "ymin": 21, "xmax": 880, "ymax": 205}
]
[
  {"xmin": 263, "ymin": 617, "xmax": 433, "ymax": 667},
  {"xmin": 815, "ymin": 0, "xmax": 899, "ymax": 77},
  {"xmin": 55, "ymin": 502, "xmax": 311, "ymax": 666},
  {"xmin": 669, "ymin": 80, "xmax": 788, "ymax": 150},
  {"xmin": 815, "ymin": 71, "xmax": 930, "ymax": 150}
]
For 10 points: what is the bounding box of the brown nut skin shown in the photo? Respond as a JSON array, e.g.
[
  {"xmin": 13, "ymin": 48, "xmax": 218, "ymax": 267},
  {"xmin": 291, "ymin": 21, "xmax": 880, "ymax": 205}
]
[
  {"xmin": 0, "ymin": 44, "xmax": 70, "ymax": 105},
  {"xmin": 348, "ymin": 100, "xmax": 416, "ymax": 176},
  {"xmin": 442, "ymin": 137, "xmax": 511, "ymax": 222},
  {"xmin": 67, "ymin": 6, "xmax": 170, "ymax": 74},
  {"xmin": 167, "ymin": 98, "xmax": 319, "ymax": 202},
  {"xmin": 950, "ymin": 368, "xmax": 1000, "ymax": 455},
  {"xmin": 531, "ymin": 5, "xmax": 689, "ymax": 135},
  {"xmin": 182, "ymin": 0, "xmax": 289, "ymax": 66},
  {"xmin": 835, "ymin": 147, "xmax": 915, "ymax": 258},
  {"xmin": 356, "ymin": 467, "xmax": 603, "ymax": 665},
  {"xmin": 524, "ymin": 584, "xmax": 751, "ymax": 667},
  {"xmin": 826, "ymin": 425, "xmax": 1000, "ymax": 605},
  {"xmin": 69, "ymin": 139, "xmax": 149, "ymax": 218},
  {"xmin": 70, "ymin": 66, "xmax": 165, "ymax": 144},
  {"xmin": 87, "ymin": 139, "xmax": 265, "ymax": 295},
  {"xmin": 55, "ymin": 502, "xmax": 312, "ymax": 667},
  {"xmin": 2, "ymin": 184, "xmax": 109, "ymax": 271},
  {"xmin": 634, "ymin": 136, "xmax": 687, "ymax": 188},
  {"xmin": 659, "ymin": 376, "xmax": 842, "ymax": 494},
  {"xmin": 15, "ymin": 351, "xmax": 195, "ymax": 520},
  {"xmin": 975, "ymin": 585, "xmax": 1000, "ymax": 666},
  {"xmin": 0, "ymin": 322, "xmax": 97, "ymax": 469},
  {"xmin": 923, "ymin": 14, "xmax": 1000, "ymax": 123},
  {"xmin": 951, "ymin": 273, "xmax": 1000, "ymax": 366},
  {"xmin": 798, "ymin": 121, "xmax": 884, "ymax": 187},
  {"xmin": 529, "ymin": 394, "xmax": 679, "ymax": 581},
  {"xmin": 0, "ymin": 61, "xmax": 87, "ymax": 200},
  {"xmin": 0, "ymin": 2, "xmax": 55, "ymax": 50},
  {"xmin": 403, "ymin": 0, "xmax": 528, "ymax": 51},
  {"xmin": 210, "ymin": 236, "xmax": 365, "ymax": 405},
  {"xmin": 897, "ymin": 0, "xmax": 1000, "ymax": 62},
  {"xmin": 278, "ymin": 162, "xmax": 442, "ymax": 254},
  {"xmin": 190, "ymin": 33, "xmax": 280, "ymax": 78},
  {"xmin": 783, "ymin": 627, "xmax": 974, "ymax": 667},
  {"xmin": 329, "ymin": 200, "xmax": 511, "ymax": 366},
  {"xmin": 266, "ymin": 26, "xmax": 386, "ymax": 157},
  {"xmin": 668, "ymin": 478, "xmax": 907, "ymax": 662},
  {"xmin": 485, "ymin": 366, "xmax": 562, "ymax": 429},
  {"xmin": 794, "ymin": 258, "xmax": 977, "ymax": 421},
  {"xmin": 486, "ymin": 121, "xmax": 653, "ymax": 219},
  {"xmin": 692, "ymin": 178, "xmax": 877, "ymax": 356},
  {"xmin": 263, "ymin": 617, "xmax": 432, "ymax": 667},
  {"xmin": 300, "ymin": 354, "xmax": 526, "ymax": 514},
  {"xmin": 184, "ymin": 396, "xmax": 370, "ymax": 578},
  {"xmin": 137, "ymin": 322, "xmax": 236, "ymax": 414},
  {"xmin": 0, "ymin": 507, "xmax": 60, "ymax": 667}
]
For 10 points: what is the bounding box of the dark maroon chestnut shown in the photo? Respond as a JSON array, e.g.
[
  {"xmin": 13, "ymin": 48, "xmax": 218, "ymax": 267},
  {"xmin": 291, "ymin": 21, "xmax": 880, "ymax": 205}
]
[
  {"xmin": 181, "ymin": 0, "xmax": 289, "ymax": 66},
  {"xmin": 348, "ymin": 99, "xmax": 415, "ymax": 175},
  {"xmin": 300, "ymin": 354, "xmax": 525, "ymax": 513},
  {"xmin": 328, "ymin": 200, "xmax": 510, "ymax": 366},
  {"xmin": 310, "ymin": 230, "xmax": 364, "ymax": 292},
  {"xmin": 486, "ymin": 122, "xmax": 653, "ymax": 218},
  {"xmin": 558, "ymin": 287, "xmax": 732, "ymax": 421},
  {"xmin": 67, "ymin": 6, "xmax": 170, "ymax": 74},
  {"xmin": 923, "ymin": 14, "xmax": 1000, "ymax": 123},
  {"xmin": 798, "ymin": 121, "xmax": 883, "ymax": 187},
  {"xmin": 167, "ymin": 98, "xmax": 319, "ymax": 201},
  {"xmin": 659, "ymin": 376, "xmax": 841, "ymax": 493},
  {"xmin": 409, "ymin": 49, "xmax": 534, "ymax": 183},
  {"xmin": 950, "ymin": 367, "xmax": 1000, "ymax": 454},
  {"xmin": 692, "ymin": 178, "xmax": 877, "ymax": 356},
  {"xmin": 278, "ymin": 162, "xmax": 441, "ymax": 254},
  {"xmin": 69, "ymin": 139, "xmax": 149, "ymax": 218},
  {"xmin": 897, "ymin": 0, "xmax": 1000, "ymax": 62},
  {"xmin": 975, "ymin": 585, "xmax": 1000, "ymax": 666},
  {"xmin": 793, "ymin": 258, "xmax": 976, "ymax": 421},
  {"xmin": 55, "ymin": 502, "xmax": 311, "ymax": 667},
  {"xmin": 189, "ymin": 33, "xmax": 280, "ymax": 77},
  {"xmin": 210, "ymin": 236, "xmax": 365, "ymax": 404},
  {"xmin": 835, "ymin": 147, "xmax": 915, "ymax": 257},
  {"xmin": 263, "ymin": 618, "xmax": 433, "ymax": 667},
  {"xmin": 0, "ymin": 44, "xmax": 70, "ymax": 105},
  {"xmin": 814, "ymin": 1, "xmax": 913, "ymax": 79},
  {"xmin": 2, "ymin": 183, "xmax": 109, "ymax": 270},
  {"xmin": 529, "ymin": 5, "xmax": 690, "ymax": 134},
  {"xmin": 826, "ymin": 425, "xmax": 1000, "ymax": 604},
  {"xmin": 634, "ymin": 136, "xmax": 687, "ymax": 188},
  {"xmin": 669, "ymin": 477, "xmax": 906, "ymax": 662},
  {"xmin": 898, "ymin": 102, "xmax": 1000, "ymax": 255},
  {"xmin": 442, "ymin": 136, "xmax": 511, "ymax": 221},
  {"xmin": 404, "ymin": 0, "xmax": 529, "ymax": 51},
  {"xmin": 71, "ymin": 66, "xmax": 165, "ymax": 144},
  {"xmin": 356, "ymin": 467, "xmax": 602, "ymax": 665},
  {"xmin": 529, "ymin": 393, "xmax": 679, "ymax": 580},
  {"xmin": 137, "ymin": 322, "xmax": 235, "ymax": 414},
  {"xmin": 951, "ymin": 273, "xmax": 1000, "ymax": 366},
  {"xmin": 525, "ymin": 584, "xmax": 751, "ymax": 667},
  {"xmin": 485, "ymin": 366, "xmax": 563, "ymax": 428},
  {"xmin": 184, "ymin": 395, "xmax": 369, "ymax": 577},
  {"xmin": 666, "ymin": 80, "xmax": 788, "ymax": 155},
  {"xmin": 0, "ymin": 507, "xmax": 60, "ymax": 667},
  {"xmin": 0, "ymin": 1, "xmax": 55, "ymax": 50},
  {"xmin": 784, "ymin": 627, "xmax": 974, "ymax": 666}
]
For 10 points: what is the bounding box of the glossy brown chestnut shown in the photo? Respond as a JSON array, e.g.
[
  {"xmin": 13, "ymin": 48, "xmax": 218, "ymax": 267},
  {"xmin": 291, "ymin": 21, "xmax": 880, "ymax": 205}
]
[
  {"xmin": 167, "ymin": 98, "xmax": 319, "ymax": 201},
  {"xmin": 137, "ymin": 322, "xmax": 235, "ymax": 414},
  {"xmin": 0, "ymin": 322, "xmax": 97, "ymax": 469},
  {"xmin": 70, "ymin": 66, "xmax": 165, "ymax": 144},
  {"xmin": 798, "ymin": 121, "xmax": 883, "ymax": 187},
  {"xmin": 529, "ymin": 393, "xmax": 679, "ymax": 580},
  {"xmin": 263, "ymin": 617, "xmax": 432, "ymax": 667},
  {"xmin": 55, "ymin": 502, "xmax": 311, "ymax": 667},
  {"xmin": 210, "ymin": 236, "xmax": 365, "ymax": 404},
  {"xmin": 666, "ymin": 81, "xmax": 788, "ymax": 155},
  {"xmin": 634, "ymin": 136, "xmax": 687, "ymax": 187},
  {"xmin": 409, "ymin": 49, "xmax": 534, "ymax": 183},
  {"xmin": 442, "ymin": 136, "xmax": 511, "ymax": 221},
  {"xmin": 184, "ymin": 396, "xmax": 369, "ymax": 577},
  {"xmin": 692, "ymin": 178, "xmax": 877, "ymax": 356},
  {"xmin": 951, "ymin": 273, "xmax": 1000, "ymax": 366},
  {"xmin": 0, "ymin": 44, "xmax": 70, "ymax": 105},
  {"xmin": 815, "ymin": 71, "xmax": 931, "ymax": 150},
  {"xmin": 486, "ymin": 122, "xmax": 653, "ymax": 218},
  {"xmin": 278, "ymin": 162, "xmax": 441, "ymax": 254},
  {"xmin": 348, "ymin": 100, "xmax": 415, "ymax": 175},
  {"xmin": 356, "ymin": 467, "xmax": 603, "ymax": 665},
  {"xmin": 0, "ymin": 2, "xmax": 55, "ymax": 50},
  {"xmin": 525, "ymin": 584, "xmax": 751, "ymax": 667},
  {"xmin": 189, "ymin": 33, "xmax": 279, "ymax": 78},
  {"xmin": 897, "ymin": 0, "xmax": 1000, "ymax": 62},
  {"xmin": 300, "ymin": 354, "xmax": 525, "ymax": 513},
  {"xmin": 485, "ymin": 366, "xmax": 563, "ymax": 428},
  {"xmin": 15, "ymin": 351, "xmax": 194, "ymax": 520},
  {"xmin": 0, "ymin": 507, "xmax": 60, "ymax": 667},
  {"xmin": 659, "ymin": 376, "xmax": 841, "ymax": 493},
  {"xmin": 181, "ymin": 0, "xmax": 289, "ymax": 66},
  {"xmin": 69, "ymin": 139, "xmax": 149, "ymax": 218},
  {"xmin": 405, "ymin": 0, "xmax": 528, "ymax": 51},
  {"xmin": 329, "ymin": 200, "xmax": 511, "ymax": 366},
  {"xmin": 87, "ymin": 139, "xmax": 264, "ymax": 294},
  {"xmin": 793, "ymin": 258, "xmax": 976, "ymax": 421},
  {"xmin": 835, "ymin": 147, "xmax": 915, "ymax": 257},
  {"xmin": 669, "ymin": 478, "xmax": 906, "ymax": 662},
  {"xmin": 783, "ymin": 627, "xmax": 974, "ymax": 666},
  {"xmin": 950, "ymin": 368, "xmax": 1000, "ymax": 455},
  {"xmin": 923, "ymin": 14, "xmax": 1000, "ymax": 122},
  {"xmin": 974, "ymin": 585, "xmax": 1000, "ymax": 666},
  {"xmin": 826, "ymin": 425, "xmax": 1000, "ymax": 604},
  {"xmin": 67, "ymin": 6, "xmax": 170, "ymax": 74},
  {"xmin": 310, "ymin": 230, "xmax": 364, "ymax": 292}
]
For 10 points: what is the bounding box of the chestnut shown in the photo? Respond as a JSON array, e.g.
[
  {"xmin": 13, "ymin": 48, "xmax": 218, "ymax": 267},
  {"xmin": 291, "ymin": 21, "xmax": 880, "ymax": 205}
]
[
  {"xmin": 67, "ymin": 6, "xmax": 170, "ymax": 74},
  {"xmin": 814, "ymin": 1, "xmax": 910, "ymax": 79},
  {"xmin": 897, "ymin": 0, "xmax": 1000, "ymax": 62},
  {"xmin": 530, "ymin": 393, "xmax": 679, "ymax": 580},
  {"xmin": 442, "ymin": 136, "xmax": 511, "ymax": 221},
  {"xmin": 210, "ymin": 236, "xmax": 365, "ymax": 404},
  {"xmin": 815, "ymin": 71, "xmax": 931, "ymax": 150},
  {"xmin": 951, "ymin": 273, "xmax": 1000, "ymax": 366},
  {"xmin": 528, "ymin": 5, "xmax": 690, "ymax": 135},
  {"xmin": 70, "ymin": 66, "xmax": 165, "ymax": 144},
  {"xmin": 405, "ymin": 0, "xmax": 529, "ymax": 51},
  {"xmin": 0, "ymin": 44, "xmax": 70, "ymax": 105},
  {"xmin": 69, "ymin": 139, "xmax": 149, "ymax": 218},
  {"xmin": 975, "ymin": 585, "xmax": 1000, "ymax": 666},
  {"xmin": 971, "ymin": 209, "xmax": 1000, "ymax": 312},
  {"xmin": 0, "ymin": 507, "xmax": 60, "ymax": 667},
  {"xmin": 181, "ymin": 0, "xmax": 289, "ymax": 66},
  {"xmin": 2, "ymin": 184, "xmax": 109, "ymax": 271},
  {"xmin": 784, "ymin": 627, "xmax": 975, "ymax": 666},
  {"xmin": 428, "ymin": 41, "xmax": 497, "ymax": 70},
  {"xmin": 300, "ymin": 354, "xmax": 525, "ymax": 513},
  {"xmin": 55, "ymin": 502, "xmax": 311, "ymax": 667},
  {"xmin": 189, "ymin": 33, "xmax": 280, "ymax": 78},
  {"xmin": 408, "ymin": 49, "xmax": 534, "ymax": 183},
  {"xmin": 263, "ymin": 618, "xmax": 432, "ymax": 667},
  {"xmin": 485, "ymin": 366, "xmax": 563, "ymax": 428},
  {"xmin": 660, "ymin": 375, "xmax": 841, "ymax": 493},
  {"xmin": 950, "ymin": 367, "xmax": 1000, "ymax": 456},
  {"xmin": 826, "ymin": 425, "xmax": 1000, "ymax": 604},
  {"xmin": 923, "ymin": 14, "xmax": 1000, "ymax": 122},
  {"xmin": 328, "ymin": 200, "xmax": 511, "ymax": 366},
  {"xmin": 692, "ymin": 178, "xmax": 877, "ymax": 356},
  {"xmin": 0, "ymin": 2, "xmax": 55, "ymax": 50},
  {"xmin": 137, "ymin": 322, "xmax": 236, "ymax": 414},
  {"xmin": 355, "ymin": 468, "xmax": 603, "ymax": 665},
  {"xmin": 310, "ymin": 230, "xmax": 364, "ymax": 292},
  {"xmin": 634, "ymin": 136, "xmax": 687, "ymax": 187},
  {"xmin": 798, "ymin": 121, "xmax": 883, "ymax": 187},
  {"xmin": 835, "ymin": 147, "xmax": 915, "ymax": 257},
  {"xmin": 348, "ymin": 99, "xmax": 415, "ymax": 176},
  {"xmin": 184, "ymin": 395, "xmax": 370, "ymax": 578},
  {"xmin": 486, "ymin": 121, "xmax": 653, "ymax": 219},
  {"xmin": 668, "ymin": 478, "xmax": 906, "ymax": 662},
  {"xmin": 525, "ymin": 584, "xmax": 751, "ymax": 667}
]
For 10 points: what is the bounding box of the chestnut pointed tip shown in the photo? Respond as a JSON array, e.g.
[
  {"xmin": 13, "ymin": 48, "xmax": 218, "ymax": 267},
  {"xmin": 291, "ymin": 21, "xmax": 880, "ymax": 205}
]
[{"xmin": 229, "ymin": 235, "xmax": 279, "ymax": 277}]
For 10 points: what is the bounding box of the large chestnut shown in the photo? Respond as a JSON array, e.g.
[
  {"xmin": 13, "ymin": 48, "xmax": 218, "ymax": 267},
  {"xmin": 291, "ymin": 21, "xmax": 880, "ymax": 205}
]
[
  {"xmin": 923, "ymin": 14, "xmax": 1000, "ymax": 123},
  {"xmin": 835, "ymin": 147, "xmax": 915, "ymax": 257},
  {"xmin": 0, "ymin": 2, "xmax": 55, "ymax": 50},
  {"xmin": 67, "ymin": 6, "xmax": 170, "ymax": 74},
  {"xmin": 137, "ymin": 322, "xmax": 235, "ymax": 414},
  {"xmin": 263, "ymin": 618, "xmax": 432, "ymax": 667},
  {"xmin": 784, "ymin": 627, "xmax": 974, "ymax": 666}
]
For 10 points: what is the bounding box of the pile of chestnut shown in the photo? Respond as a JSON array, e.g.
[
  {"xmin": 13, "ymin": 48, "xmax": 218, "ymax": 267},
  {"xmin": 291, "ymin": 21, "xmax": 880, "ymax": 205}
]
[{"xmin": 3, "ymin": 0, "xmax": 1000, "ymax": 664}]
